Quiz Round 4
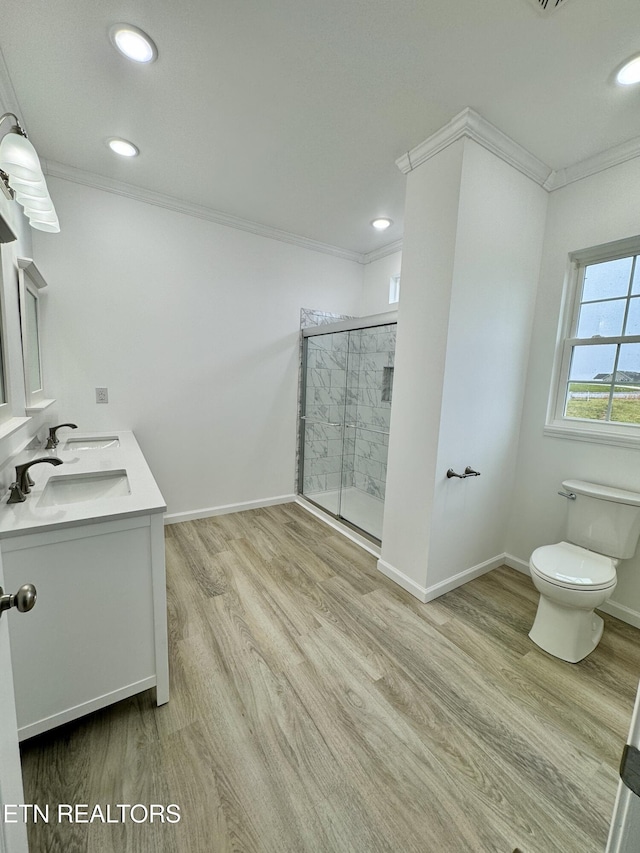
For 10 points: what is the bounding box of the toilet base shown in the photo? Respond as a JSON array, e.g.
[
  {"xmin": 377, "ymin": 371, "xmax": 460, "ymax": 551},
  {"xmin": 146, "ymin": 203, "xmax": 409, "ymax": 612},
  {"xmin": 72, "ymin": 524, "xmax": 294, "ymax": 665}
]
[{"xmin": 529, "ymin": 594, "xmax": 604, "ymax": 663}]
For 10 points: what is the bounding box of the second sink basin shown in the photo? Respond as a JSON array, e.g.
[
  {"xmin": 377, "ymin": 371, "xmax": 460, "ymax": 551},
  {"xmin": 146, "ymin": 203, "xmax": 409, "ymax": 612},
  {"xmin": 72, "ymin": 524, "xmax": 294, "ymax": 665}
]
[
  {"xmin": 38, "ymin": 470, "xmax": 130, "ymax": 507},
  {"xmin": 62, "ymin": 436, "xmax": 120, "ymax": 451}
]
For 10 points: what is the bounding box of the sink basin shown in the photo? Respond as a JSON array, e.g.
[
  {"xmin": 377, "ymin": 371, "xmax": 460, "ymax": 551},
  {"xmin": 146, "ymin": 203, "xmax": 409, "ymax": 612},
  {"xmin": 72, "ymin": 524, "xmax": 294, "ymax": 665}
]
[
  {"xmin": 62, "ymin": 436, "xmax": 120, "ymax": 451},
  {"xmin": 38, "ymin": 470, "xmax": 130, "ymax": 507}
]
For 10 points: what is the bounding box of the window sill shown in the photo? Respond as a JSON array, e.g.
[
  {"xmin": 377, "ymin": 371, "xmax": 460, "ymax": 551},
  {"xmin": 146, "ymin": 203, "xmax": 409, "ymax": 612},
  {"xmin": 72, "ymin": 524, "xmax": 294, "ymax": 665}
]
[
  {"xmin": 0, "ymin": 417, "xmax": 32, "ymax": 441},
  {"xmin": 544, "ymin": 421, "xmax": 640, "ymax": 449},
  {"xmin": 25, "ymin": 398, "xmax": 56, "ymax": 416}
]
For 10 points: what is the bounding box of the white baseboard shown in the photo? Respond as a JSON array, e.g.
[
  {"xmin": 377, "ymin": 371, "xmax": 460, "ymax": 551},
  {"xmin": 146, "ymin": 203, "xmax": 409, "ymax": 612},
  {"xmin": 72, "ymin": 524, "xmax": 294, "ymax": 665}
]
[
  {"xmin": 504, "ymin": 553, "xmax": 530, "ymax": 575},
  {"xmin": 503, "ymin": 552, "xmax": 640, "ymax": 630},
  {"xmin": 376, "ymin": 553, "xmax": 506, "ymax": 603},
  {"xmin": 598, "ymin": 600, "xmax": 640, "ymax": 630},
  {"xmin": 295, "ymin": 497, "xmax": 381, "ymax": 557},
  {"xmin": 423, "ymin": 554, "xmax": 507, "ymax": 602},
  {"xmin": 376, "ymin": 559, "xmax": 429, "ymax": 601},
  {"xmin": 164, "ymin": 494, "xmax": 296, "ymax": 525},
  {"xmin": 18, "ymin": 676, "xmax": 157, "ymax": 741}
]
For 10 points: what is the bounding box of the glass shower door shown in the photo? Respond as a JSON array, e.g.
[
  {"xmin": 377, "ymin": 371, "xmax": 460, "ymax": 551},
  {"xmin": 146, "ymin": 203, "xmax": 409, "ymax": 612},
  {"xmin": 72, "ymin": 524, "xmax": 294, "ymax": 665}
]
[
  {"xmin": 300, "ymin": 321, "xmax": 396, "ymax": 542},
  {"xmin": 340, "ymin": 324, "xmax": 395, "ymax": 541},
  {"xmin": 300, "ymin": 331, "xmax": 348, "ymax": 517}
]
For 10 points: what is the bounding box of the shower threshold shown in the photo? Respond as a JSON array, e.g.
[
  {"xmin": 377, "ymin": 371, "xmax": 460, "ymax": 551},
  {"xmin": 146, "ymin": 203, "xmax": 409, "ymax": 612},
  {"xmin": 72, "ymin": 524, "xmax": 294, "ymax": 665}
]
[{"xmin": 301, "ymin": 486, "xmax": 384, "ymax": 543}]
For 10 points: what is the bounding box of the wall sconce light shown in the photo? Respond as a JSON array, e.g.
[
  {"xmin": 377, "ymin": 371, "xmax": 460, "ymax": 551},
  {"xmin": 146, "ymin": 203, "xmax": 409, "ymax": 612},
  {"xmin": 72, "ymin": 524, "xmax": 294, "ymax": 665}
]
[{"xmin": 0, "ymin": 113, "xmax": 59, "ymax": 233}]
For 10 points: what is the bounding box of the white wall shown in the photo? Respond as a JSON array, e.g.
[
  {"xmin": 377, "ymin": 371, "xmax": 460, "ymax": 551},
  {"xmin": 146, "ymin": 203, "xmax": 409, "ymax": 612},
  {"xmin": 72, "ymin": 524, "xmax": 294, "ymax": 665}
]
[
  {"xmin": 380, "ymin": 138, "xmax": 547, "ymax": 597},
  {"xmin": 361, "ymin": 251, "xmax": 401, "ymax": 316},
  {"xmin": 380, "ymin": 139, "xmax": 465, "ymax": 591},
  {"xmin": 427, "ymin": 141, "xmax": 547, "ymax": 586},
  {"xmin": 506, "ymin": 157, "xmax": 640, "ymax": 624},
  {"xmin": 32, "ymin": 178, "xmax": 364, "ymax": 517}
]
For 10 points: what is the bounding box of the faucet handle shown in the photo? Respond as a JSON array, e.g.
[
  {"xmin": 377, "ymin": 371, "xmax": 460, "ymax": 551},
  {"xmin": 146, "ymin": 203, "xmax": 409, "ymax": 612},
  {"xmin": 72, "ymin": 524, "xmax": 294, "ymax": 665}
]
[{"xmin": 7, "ymin": 482, "xmax": 26, "ymax": 504}]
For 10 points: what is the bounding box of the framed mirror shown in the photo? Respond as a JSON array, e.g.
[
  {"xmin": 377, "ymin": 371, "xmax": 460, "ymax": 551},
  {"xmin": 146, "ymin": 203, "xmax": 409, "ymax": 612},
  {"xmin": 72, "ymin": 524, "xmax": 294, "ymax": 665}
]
[{"xmin": 17, "ymin": 257, "xmax": 47, "ymax": 410}]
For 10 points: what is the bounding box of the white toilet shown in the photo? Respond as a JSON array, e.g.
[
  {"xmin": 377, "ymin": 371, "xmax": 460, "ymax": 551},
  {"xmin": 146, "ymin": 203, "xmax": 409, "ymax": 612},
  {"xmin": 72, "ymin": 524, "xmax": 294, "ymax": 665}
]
[{"xmin": 529, "ymin": 479, "xmax": 640, "ymax": 663}]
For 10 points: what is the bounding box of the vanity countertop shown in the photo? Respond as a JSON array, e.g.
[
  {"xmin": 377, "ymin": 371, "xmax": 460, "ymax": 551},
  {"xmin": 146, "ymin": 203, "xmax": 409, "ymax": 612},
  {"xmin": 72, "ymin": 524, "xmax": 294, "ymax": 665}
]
[{"xmin": 0, "ymin": 430, "xmax": 166, "ymax": 539}]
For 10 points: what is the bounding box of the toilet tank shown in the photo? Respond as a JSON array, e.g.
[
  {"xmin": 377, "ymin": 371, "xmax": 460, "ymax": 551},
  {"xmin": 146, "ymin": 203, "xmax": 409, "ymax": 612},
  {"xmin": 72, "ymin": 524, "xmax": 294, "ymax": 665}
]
[{"xmin": 563, "ymin": 479, "xmax": 640, "ymax": 559}]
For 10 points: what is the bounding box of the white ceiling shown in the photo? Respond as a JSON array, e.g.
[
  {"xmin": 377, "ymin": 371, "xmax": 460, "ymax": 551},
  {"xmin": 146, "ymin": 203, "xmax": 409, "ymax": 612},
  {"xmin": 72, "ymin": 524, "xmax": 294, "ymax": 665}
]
[{"xmin": 1, "ymin": 0, "xmax": 640, "ymax": 256}]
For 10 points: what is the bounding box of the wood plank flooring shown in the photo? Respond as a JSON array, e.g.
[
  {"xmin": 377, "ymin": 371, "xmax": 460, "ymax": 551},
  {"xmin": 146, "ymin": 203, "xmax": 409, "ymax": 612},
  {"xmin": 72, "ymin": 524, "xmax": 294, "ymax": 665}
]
[{"xmin": 19, "ymin": 502, "xmax": 640, "ymax": 852}]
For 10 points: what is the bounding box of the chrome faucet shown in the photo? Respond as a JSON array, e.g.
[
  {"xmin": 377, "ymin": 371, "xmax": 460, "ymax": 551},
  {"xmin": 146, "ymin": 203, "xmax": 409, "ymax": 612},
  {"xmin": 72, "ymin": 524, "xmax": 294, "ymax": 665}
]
[
  {"xmin": 45, "ymin": 423, "xmax": 78, "ymax": 449},
  {"xmin": 8, "ymin": 457, "xmax": 63, "ymax": 503}
]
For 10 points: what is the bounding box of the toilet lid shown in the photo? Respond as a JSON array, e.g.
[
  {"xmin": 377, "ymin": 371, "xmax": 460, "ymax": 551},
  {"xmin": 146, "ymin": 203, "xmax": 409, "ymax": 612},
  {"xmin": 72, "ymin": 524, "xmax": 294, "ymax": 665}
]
[{"xmin": 530, "ymin": 542, "xmax": 617, "ymax": 590}]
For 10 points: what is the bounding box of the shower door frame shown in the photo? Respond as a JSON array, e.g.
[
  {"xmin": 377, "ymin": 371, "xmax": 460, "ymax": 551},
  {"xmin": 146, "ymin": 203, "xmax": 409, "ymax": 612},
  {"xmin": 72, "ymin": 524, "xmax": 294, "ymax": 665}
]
[{"xmin": 298, "ymin": 310, "xmax": 398, "ymax": 543}]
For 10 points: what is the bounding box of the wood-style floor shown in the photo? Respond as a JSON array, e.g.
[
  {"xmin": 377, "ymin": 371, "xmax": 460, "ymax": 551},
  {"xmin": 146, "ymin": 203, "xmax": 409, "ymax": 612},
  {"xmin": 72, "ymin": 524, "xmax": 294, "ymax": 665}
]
[{"xmin": 20, "ymin": 502, "xmax": 640, "ymax": 852}]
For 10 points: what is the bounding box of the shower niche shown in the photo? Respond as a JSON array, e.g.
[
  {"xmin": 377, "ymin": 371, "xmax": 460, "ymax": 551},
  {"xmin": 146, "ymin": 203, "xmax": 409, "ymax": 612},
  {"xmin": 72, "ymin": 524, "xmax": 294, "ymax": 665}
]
[{"xmin": 299, "ymin": 313, "xmax": 397, "ymax": 542}]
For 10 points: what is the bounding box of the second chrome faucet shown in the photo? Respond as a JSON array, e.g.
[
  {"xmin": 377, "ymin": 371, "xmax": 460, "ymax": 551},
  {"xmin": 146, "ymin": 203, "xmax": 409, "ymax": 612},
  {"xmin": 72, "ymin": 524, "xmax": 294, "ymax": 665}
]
[{"xmin": 8, "ymin": 457, "xmax": 63, "ymax": 504}]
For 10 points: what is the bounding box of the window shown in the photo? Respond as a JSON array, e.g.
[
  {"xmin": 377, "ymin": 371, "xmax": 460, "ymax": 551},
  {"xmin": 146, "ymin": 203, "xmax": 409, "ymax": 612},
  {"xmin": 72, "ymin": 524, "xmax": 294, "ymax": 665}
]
[
  {"xmin": 547, "ymin": 236, "xmax": 640, "ymax": 446},
  {"xmin": 389, "ymin": 274, "xmax": 400, "ymax": 304}
]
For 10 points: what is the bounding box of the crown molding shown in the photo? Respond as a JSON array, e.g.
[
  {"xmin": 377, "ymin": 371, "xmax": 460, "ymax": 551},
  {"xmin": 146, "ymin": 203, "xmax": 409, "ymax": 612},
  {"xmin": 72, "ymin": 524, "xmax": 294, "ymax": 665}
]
[
  {"xmin": 396, "ymin": 107, "xmax": 553, "ymax": 187},
  {"xmin": 41, "ymin": 159, "xmax": 369, "ymax": 264},
  {"xmin": 396, "ymin": 107, "xmax": 640, "ymax": 196},
  {"xmin": 543, "ymin": 134, "xmax": 640, "ymax": 191},
  {"xmin": 362, "ymin": 239, "xmax": 403, "ymax": 265}
]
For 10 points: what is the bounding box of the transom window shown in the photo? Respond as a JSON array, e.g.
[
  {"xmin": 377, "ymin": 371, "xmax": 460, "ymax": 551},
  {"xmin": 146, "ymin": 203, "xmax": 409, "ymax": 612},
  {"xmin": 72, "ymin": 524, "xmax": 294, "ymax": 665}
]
[{"xmin": 548, "ymin": 236, "xmax": 640, "ymax": 445}]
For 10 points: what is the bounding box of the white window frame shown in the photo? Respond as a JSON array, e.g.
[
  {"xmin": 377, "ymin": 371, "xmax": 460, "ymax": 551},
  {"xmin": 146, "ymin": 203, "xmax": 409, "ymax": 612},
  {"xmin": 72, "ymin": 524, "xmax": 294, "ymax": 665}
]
[
  {"xmin": 389, "ymin": 274, "xmax": 400, "ymax": 305},
  {"xmin": 17, "ymin": 257, "xmax": 53, "ymax": 414},
  {"xmin": 545, "ymin": 234, "xmax": 640, "ymax": 448}
]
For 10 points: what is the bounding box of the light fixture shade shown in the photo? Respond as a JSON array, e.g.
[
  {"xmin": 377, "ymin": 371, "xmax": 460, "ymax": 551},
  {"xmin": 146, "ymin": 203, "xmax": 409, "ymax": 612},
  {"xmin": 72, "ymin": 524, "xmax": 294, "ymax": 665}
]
[
  {"xmin": 29, "ymin": 217, "xmax": 60, "ymax": 233},
  {"xmin": 18, "ymin": 196, "xmax": 53, "ymax": 212},
  {"xmin": 0, "ymin": 127, "xmax": 60, "ymax": 233},
  {"xmin": 27, "ymin": 208, "xmax": 57, "ymax": 224},
  {"xmin": 0, "ymin": 132, "xmax": 44, "ymax": 182},
  {"xmin": 14, "ymin": 181, "xmax": 49, "ymax": 200}
]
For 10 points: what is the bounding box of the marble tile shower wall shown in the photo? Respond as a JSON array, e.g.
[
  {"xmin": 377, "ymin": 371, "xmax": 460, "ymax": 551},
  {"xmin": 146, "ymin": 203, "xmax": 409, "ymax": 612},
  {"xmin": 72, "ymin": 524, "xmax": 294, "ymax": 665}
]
[
  {"xmin": 302, "ymin": 332, "xmax": 355, "ymax": 495},
  {"xmin": 298, "ymin": 309, "xmax": 353, "ymax": 495},
  {"xmin": 350, "ymin": 326, "xmax": 395, "ymax": 501},
  {"xmin": 299, "ymin": 316, "xmax": 396, "ymax": 505}
]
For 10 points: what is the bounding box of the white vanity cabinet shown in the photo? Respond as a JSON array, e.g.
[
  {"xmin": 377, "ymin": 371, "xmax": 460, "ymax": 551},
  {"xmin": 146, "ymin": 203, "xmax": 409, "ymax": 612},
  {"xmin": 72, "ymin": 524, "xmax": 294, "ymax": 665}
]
[{"xmin": 0, "ymin": 431, "xmax": 169, "ymax": 740}]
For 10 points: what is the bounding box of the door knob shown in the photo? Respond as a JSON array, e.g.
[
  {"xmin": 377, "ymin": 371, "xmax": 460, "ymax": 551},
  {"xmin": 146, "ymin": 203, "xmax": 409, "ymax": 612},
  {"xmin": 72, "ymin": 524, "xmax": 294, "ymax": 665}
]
[{"xmin": 0, "ymin": 583, "xmax": 37, "ymax": 619}]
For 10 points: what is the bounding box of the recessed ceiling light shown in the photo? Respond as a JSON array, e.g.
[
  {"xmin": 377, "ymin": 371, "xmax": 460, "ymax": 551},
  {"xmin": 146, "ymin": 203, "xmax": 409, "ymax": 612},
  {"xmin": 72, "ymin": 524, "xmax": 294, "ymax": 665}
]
[
  {"xmin": 107, "ymin": 138, "xmax": 139, "ymax": 157},
  {"xmin": 109, "ymin": 24, "xmax": 157, "ymax": 63},
  {"xmin": 616, "ymin": 55, "xmax": 640, "ymax": 86},
  {"xmin": 371, "ymin": 218, "xmax": 392, "ymax": 231}
]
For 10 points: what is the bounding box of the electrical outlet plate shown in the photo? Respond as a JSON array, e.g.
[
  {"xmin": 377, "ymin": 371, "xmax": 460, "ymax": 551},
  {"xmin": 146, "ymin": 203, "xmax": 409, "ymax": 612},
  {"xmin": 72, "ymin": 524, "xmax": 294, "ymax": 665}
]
[{"xmin": 95, "ymin": 387, "xmax": 109, "ymax": 404}]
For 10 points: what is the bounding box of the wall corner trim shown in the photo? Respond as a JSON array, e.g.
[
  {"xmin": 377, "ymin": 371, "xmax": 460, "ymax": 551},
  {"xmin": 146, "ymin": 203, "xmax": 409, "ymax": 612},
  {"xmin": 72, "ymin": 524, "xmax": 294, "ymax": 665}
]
[
  {"xmin": 376, "ymin": 558, "xmax": 430, "ymax": 602},
  {"xmin": 503, "ymin": 553, "xmax": 530, "ymax": 575},
  {"xmin": 377, "ymin": 553, "xmax": 507, "ymax": 603},
  {"xmin": 397, "ymin": 108, "xmax": 640, "ymax": 194},
  {"xmin": 395, "ymin": 108, "xmax": 553, "ymax": 187},
  {"xmin": 362, "ymin": 239, "xmax": 403, "ymax": 265},
  {"xmin": 542, "ymin": 134, "xmax": 640, "ymax": 191}
]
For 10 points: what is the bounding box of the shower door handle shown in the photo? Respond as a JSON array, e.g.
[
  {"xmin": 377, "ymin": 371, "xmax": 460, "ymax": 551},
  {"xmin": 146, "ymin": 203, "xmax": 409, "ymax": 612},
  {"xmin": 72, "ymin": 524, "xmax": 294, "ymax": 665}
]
[
  {"xmin": 344, "ymin": 424, "xmax": 389, "ymax": 436},
  {"xmin": 300, "ymin": 416, "xmax": 343, "ymax": 427}
]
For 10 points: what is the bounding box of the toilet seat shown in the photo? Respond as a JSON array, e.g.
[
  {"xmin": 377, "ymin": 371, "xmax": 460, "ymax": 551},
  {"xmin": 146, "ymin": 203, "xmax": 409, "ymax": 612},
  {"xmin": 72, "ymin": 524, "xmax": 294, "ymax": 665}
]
[{"xmin": 530, "ymin": 541, "xmax": 617, "ymax": 591}]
